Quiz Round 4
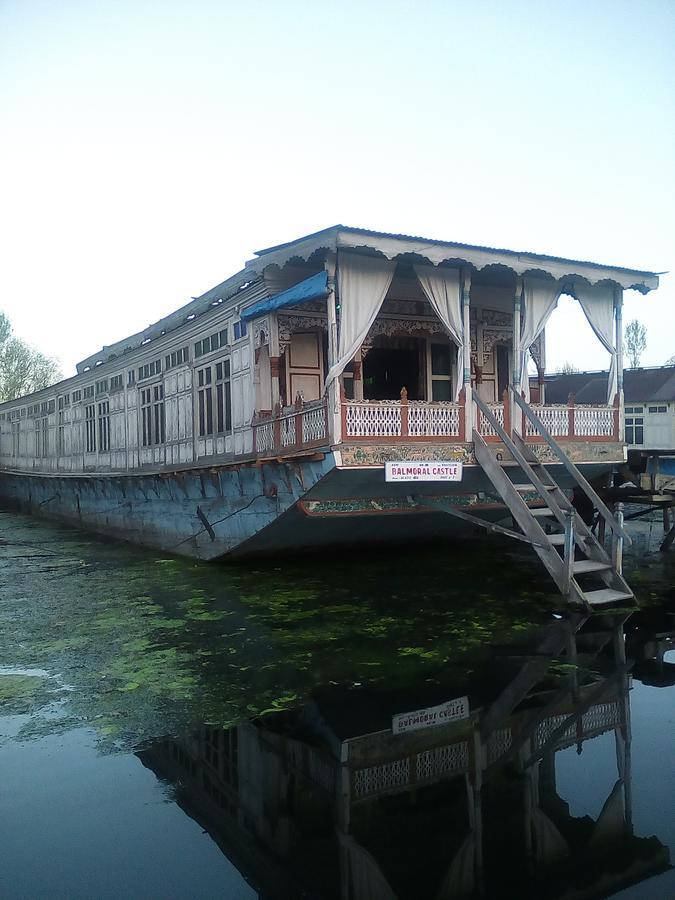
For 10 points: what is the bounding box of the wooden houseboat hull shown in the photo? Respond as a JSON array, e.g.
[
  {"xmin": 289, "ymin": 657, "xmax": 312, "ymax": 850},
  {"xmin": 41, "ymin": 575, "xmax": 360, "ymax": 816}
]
[{"xmin": 0, "ymin": 443, "xmax": 621, "ymax": 560}]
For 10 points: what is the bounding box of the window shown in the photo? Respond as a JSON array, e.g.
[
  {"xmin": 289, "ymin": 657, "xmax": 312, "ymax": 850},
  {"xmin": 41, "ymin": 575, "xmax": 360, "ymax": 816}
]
[
  {"xmin": 430, "ymin": 342, "xmax": 453, "ymax": 401},
  {"xmin": 127, "ymin": 370, "xmax": 136, "ymax": 386},
  {"xmin": 83, "ymin": 385, "xmax": 94, "ymax": 400},
  {"xmin": 215, "ymin": 360, "xmax": 232, "ymax": 434},
  {"xmin": 138, "ymin": 359, "xmax": 162, "ymax": 381},
  {"xmin": 72, "ymin": 389, "xmax": 82, "ymax": 402},
  {"xmin": 11, "ymin": 421, "xmax": 20, "ymax": 456},
  {"xmin": 85, "ymin": 404, "xmax": 97, "ymax": 452},
  {"xmin": 140, "ymin": 385, "xmax": 165, "ymax": 446},
  {"xmin": 165, "ymin": 347, "xmax": 189, "ymax": 370},
  {"xmin": 95, "ymin": 378, "xmax": 108, "ymax": 396},
  {"xmin": 647, "ymin": 405, "xmax": 667, "ymax": 413},
  {"xmin": 194, "ymin": 329, "xmax": 228, "ymax": 359},
  {"xmin": 233, "ymin": 320, "xmax": 247, "ymax": 341},
  {"xmin": 197, "ymin": 366, "xmax": 213, "ymax": 436},
  {"xmin": 196, "ymin": 361, "xmax": 232, "ymax": 437},
  {"xmin": 110, "ymin": 374, "xmax": 124, "ymax": 392},
  {"xmin": 625, "ymin": 416, "xmax": 644, "ymax": 445},
  {"xmin": 57, "ymin": 409, "xmax": 65, "ymax": 456},
  {"xmin": 58, "ymin": 395, "xmax": 70, "ymax": 410},
  {"xmin": 35, "ymin": 417, "xmax": 49, "ymax": 457},
  {"xmin": 97, "ymin": 401, "xmax": 110, "ymax": 452},
  {"xmin": 625, "ymin": 406, "xmax": 643, "ymax": 414}
]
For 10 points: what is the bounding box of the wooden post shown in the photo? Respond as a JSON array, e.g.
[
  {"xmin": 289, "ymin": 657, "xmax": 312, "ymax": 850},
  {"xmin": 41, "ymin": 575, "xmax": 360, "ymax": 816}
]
[
  {"xmin": 568, "ymin": 393, "xmax": 576, "ymax": 439},
  {"xmin": 512, "ymin": 277, "xmax": 523, "ymax": 435},
  {"xmin": 502, "ymin": 389, "xmax": 511, "ymax": 438},
  {"xmin": 339, "ymin": 383, "xmax": 349, "ymax": 440},
  {"xmin": 273, "ymin": 403, "xmax": 281, "ymax": 450},
  {"xmin": 352, "ymin": 349, "xmax": 363, "ymax": 402},
  {"xmin": 400, "ymin": 386, "xmax": 409, "ymax": 438},
  {"xmin": 615, "ymin": 286, "xmax": 624, "ymax": 423},
  {"xmin": 294, "ymin": 395, "xmax": 303, "ymax": 448},
  {"xmin": 458, "ymin": 386, "xmax": 466, "ymax": 442},
  {"xmin": 325, "ymin": 251, "xmax": 341, "ymax": 443},
  {"xmin": 462, "ymin": 268, "xmax": 473, "ymax": 440}
]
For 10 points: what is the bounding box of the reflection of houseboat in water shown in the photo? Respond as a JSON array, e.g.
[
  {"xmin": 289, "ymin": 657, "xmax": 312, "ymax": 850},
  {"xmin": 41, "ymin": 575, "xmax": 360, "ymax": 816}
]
[
  {"xmin": 0, "ymin": 227, "xmax": 662, "ymax": 605},
  {"xmin": 139, "ymin": 612, "xmax": 671, "ymax": 899}
]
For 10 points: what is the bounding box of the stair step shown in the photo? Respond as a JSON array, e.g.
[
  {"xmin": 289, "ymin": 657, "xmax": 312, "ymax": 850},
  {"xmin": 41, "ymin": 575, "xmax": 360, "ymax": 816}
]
[
  {"xmin": 548, "ymin": 533, "xmax": 566, "ymax": 545},
  {"xmin": 513, "ymin": 483, "xmax": 558, "ymax": 492},
  {"xmin": 531, "ymin": 507, "xmax": 556, "ymax": 517},
  {"xmin": 572, "ymin": 559, "xmax": 611, "ymax": 574},
  {"xmin": 583, "ymin": 588, "xmax": 634, "ymax": 607}
]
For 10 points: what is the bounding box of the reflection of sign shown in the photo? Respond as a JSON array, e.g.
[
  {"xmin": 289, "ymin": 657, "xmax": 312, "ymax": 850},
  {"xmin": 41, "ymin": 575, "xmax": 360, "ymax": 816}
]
[
  {"xmin": 385, "ymin": 461, "xmax": 463, "ymax": 482},
  {"xmin": 392, "ymin": 696, "xmax": 470, "ymax": 735}
]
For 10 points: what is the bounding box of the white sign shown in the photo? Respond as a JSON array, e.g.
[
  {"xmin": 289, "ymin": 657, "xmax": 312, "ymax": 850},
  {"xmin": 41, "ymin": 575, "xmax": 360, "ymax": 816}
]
[
  {"xmin": 392, "ymin": 696, "xmax": 470, "ymax": 735},
  {"xmin": 384, "ymin": 461, "xmax": 463, "ymax": 482}
]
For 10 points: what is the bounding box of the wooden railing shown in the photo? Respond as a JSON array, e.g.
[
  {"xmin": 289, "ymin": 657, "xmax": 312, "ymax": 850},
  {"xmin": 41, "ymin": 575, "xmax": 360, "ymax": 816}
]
[
  {"xmin": 477, "ymin": 391, "xmax": 620, "ymax": 443},
  {"xmin": 523, "ymin": 393, "xmax": 620, "ymax": 442},
  {"xmin": 252, "ymin": 398, "xmax": 329, "ymax": 455},
  {"xmin": 341, "ymin": 387, "xmax": 465, "ymax": 442}
]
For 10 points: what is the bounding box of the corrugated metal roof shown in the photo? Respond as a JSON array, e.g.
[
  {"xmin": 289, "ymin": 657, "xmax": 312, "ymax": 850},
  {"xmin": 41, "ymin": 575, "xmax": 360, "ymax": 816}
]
[
  {"xmin": 255, "ymin": 224, "xmax": 661, "ymax": 282},
  {"xmin": 544, "ymin": 367, "xmax": 675, "ymax": 404}
]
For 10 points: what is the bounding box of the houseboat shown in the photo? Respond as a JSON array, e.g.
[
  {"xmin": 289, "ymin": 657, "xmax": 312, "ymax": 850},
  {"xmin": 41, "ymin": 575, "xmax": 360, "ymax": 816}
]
[{"xmin": 0, "ymin": 226, "xmax": 660, "ymax": 605}]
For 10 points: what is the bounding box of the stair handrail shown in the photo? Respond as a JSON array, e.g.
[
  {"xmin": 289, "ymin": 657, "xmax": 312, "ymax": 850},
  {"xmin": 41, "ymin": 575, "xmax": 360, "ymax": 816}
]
[{"xmin": 509, "ymin": 388, "xmax": 631, "ymax": 545}]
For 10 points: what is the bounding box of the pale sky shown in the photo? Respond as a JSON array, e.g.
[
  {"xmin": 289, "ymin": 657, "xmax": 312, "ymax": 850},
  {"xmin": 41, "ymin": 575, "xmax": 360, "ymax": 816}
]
[{"xmin": 1, "ymin": 0, "xmax": 673, "ymax": 378}]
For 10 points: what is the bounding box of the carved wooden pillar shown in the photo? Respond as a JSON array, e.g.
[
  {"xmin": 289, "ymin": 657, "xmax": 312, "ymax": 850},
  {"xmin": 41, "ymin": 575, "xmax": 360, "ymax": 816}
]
[
  {"xmin": 269, "ymin": 354, "xmax": 281, "ymax": 410},
  {"xmin": 325, "ymin": 251, "xmax": 341, "ymax": 442},
  {"xmin": 462, "ymin": 268, "xmax": 473, "ymax": 440},
  {"xmin": 615, "ymin": 286, "xmax": 624, "ymax": 422},
  {"xmin": 352, "ymin": 348, "xmax": 363, "ymax": 401},
  {"xmin": 511, "ymin": 276, "xmax": 523, "ymax": 436}
]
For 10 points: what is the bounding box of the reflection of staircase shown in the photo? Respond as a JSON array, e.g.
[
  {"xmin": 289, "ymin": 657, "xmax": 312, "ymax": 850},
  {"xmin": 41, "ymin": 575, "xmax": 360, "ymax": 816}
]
[{"xmin": 470, "ymin": 391, "xmax": 634, "ymax": 610}]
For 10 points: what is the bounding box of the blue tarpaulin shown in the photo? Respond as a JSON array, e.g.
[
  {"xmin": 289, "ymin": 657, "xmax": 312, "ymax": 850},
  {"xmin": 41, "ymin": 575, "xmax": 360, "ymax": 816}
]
[{"xmin": 241, "ymin": 270, "xmax": 328, "ymax": 320}]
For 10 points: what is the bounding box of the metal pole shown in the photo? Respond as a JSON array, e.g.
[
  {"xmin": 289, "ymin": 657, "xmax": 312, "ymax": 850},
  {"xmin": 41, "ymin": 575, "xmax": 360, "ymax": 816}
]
[{"xmin": 612, "ymin": 501, "xmax": 625, "ymax": 574}]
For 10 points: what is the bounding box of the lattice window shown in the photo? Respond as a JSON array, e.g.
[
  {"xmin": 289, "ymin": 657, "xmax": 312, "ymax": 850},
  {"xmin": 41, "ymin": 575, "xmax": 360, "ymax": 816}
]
[
  {"xmin": 344, "ymin": 401, "xmax": 401, "ymax": 437},
  {"xmin": 477, "ymin": 403, "xmax": 505, "ymax": 437},
  {"xmin": 353, "ymin": 758, "xmax": 410, "ymax": 799},
  {"xmin": 302, "ymin": 404, "xmax": 327, "ymax": 443},
  {"xmin": 486, "ymin": 728, "xmax": 512, "ymax": 764},
  {"xmin": 582, "ymin": 701, "xmax": 621, "ymax": 733},
  {"xmin": 528, "ymin": 405, "xmax": 569, "ymax": 438},
  {"xmin": 416, "ymin": 741, "xmax": 469, "ymax": 781},
  {"xmin": 408, "ymin": 402, "xmax": 461, "ymax": 437},
  {"xmin": 255, "ymin": 421, "xmax": 274, "ymax": 452},
  {"xmin": 281, "ymin": 414, "xmax": 296, "ymax": 447},
  {"xmin": 574, "ymin": 406, "xmax": 614, "ymax": 437}
]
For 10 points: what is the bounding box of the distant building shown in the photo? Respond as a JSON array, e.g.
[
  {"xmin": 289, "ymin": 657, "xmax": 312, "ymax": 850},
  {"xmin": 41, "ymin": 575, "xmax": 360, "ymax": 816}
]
[{"xmin": 541, "ymin": 366, "xmax": 675, "ymax": 454}]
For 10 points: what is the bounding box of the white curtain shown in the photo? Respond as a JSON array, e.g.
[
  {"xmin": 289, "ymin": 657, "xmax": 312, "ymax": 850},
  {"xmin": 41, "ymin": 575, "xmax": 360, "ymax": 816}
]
[
  {"xmin": 414, "ymin": 264, "xmax": 464, "ymax": 400},
  {"xmin": 520, "ymin": 277, "xmax": 563, "ymax": 397},
  {"xmin": 575, "ymin": 282, "xmax": 617, "ymax": 404},
  {"xmin": 324, "ymin": 251, "xmax": 395, "ymax": 389}
]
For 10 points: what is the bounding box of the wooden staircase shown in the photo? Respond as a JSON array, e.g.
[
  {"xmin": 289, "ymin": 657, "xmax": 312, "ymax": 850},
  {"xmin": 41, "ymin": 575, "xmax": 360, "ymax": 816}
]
[{"xmin": 469, "ymin": 390, "xmax": 634, "ymax": 611}]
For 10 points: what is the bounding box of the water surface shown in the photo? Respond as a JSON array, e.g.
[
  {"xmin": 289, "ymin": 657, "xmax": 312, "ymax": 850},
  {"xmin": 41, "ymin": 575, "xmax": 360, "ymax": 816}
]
[{"xmin": 1, "ymin": 510, "xmax": 673, "ymax": 898}]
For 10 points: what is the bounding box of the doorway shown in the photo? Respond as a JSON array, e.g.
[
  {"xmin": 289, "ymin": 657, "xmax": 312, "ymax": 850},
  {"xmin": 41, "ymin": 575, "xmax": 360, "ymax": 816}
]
[{"xmin": 363, "ymin": 340, "xmax": 423, "ymax": 400}]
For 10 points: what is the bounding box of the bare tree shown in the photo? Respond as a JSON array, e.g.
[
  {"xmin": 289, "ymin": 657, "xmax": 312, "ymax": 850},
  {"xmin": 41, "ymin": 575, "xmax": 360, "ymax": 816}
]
[
  {"xmin": 558, "ymin": 361, "xmax": 580, "ymax": 374},
  {"xmin": 624, "ymin": 320, "xmax": 647, "ymax": 369},
  {"xmin": 666, "ymin": 354, "xmax": 675, "ymax": 366},
  {"xmin": 0, "ymin": 312, "xmax": 62, "ymax": 402}
]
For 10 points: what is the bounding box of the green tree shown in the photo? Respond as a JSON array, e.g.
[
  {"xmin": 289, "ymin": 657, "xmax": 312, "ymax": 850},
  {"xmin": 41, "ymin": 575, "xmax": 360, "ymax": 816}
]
[
  {"xmin": 624, "ymin": 319, "xmax": 647, "ymax": 369},
  {"xmin": 0, "ymin": 311, "xmax": 61, "ymax": 402}
]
